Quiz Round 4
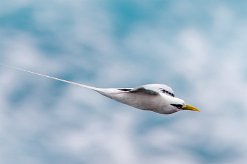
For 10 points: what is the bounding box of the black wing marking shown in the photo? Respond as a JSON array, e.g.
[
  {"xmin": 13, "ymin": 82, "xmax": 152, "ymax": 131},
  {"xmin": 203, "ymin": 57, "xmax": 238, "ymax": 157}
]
[
  {"xmin": 118, "ymin": 88, "xmax": 132, "ymax": 91},
  {"xmin": 160, "ymin": 89, "xmax": 175, "ymax": 97},
  {"xmin": 129, "ymin": 87, "xmax": 159, "ymax": 95}
]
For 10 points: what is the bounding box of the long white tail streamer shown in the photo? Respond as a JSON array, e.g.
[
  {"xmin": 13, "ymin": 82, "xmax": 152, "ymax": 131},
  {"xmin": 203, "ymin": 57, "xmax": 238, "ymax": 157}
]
[{"xmin": 0, "ymin": 63, "xmax": 97, "ymax": 90}]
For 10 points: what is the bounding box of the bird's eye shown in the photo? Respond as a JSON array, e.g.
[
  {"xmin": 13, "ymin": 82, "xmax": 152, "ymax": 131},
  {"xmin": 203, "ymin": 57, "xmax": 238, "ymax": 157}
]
[{"xmin": 171, "ymin": 104, "xmax": 183, "ymax": 109}]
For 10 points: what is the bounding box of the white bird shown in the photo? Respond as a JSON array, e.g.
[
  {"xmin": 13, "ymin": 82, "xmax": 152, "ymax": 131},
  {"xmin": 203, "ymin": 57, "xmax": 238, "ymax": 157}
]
[{"xmin": 1, "ymin": 64, "xmax": 200, "ymax": 114}]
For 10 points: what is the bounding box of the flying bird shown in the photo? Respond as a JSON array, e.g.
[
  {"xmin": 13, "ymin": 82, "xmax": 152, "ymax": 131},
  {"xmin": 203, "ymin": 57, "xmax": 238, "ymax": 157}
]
[{"xmin": 1, "ymin": 64, "xmax": 200, "ymax": 114}]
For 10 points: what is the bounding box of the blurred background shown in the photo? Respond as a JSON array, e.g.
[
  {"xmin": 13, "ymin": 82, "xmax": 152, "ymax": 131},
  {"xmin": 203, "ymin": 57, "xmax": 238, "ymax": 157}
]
[{"xmin": 0, "ymin": 0, "xmax": 247, "ymax": 163}]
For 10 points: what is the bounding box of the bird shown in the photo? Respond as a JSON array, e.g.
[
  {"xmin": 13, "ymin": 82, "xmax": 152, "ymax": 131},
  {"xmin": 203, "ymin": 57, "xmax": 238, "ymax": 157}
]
[{"xmin": 1, "ymin": 64, "xmax": 200, "ymax": 114}]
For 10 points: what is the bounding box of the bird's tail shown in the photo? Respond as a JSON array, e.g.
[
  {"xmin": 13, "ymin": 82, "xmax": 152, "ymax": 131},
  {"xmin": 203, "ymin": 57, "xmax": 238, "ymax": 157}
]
[{"xmin": 0, "ymin": 63, "xmax": 98, "ymax": 91}]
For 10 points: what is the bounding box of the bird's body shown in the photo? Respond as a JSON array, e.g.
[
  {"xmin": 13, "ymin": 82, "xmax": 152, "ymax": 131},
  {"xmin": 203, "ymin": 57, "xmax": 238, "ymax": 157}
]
[
  {"xmin": 1, "ymin": 64, "xmax": 200, "ymax": 114},
  {"xmin": 95, "ymin": 84, "xmax": 180, "ymax": 114}
]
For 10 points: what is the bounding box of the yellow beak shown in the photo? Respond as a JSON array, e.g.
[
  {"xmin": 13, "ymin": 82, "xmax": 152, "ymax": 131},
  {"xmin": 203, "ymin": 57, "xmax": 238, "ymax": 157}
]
[{"xmin": 182, "ymin": 104, "xmax": 200, "ymax": 112}]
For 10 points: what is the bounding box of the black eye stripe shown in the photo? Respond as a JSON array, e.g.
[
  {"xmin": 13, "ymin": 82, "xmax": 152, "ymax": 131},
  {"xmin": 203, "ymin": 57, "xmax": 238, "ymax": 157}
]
[{"xmin": 171, "ymin": 104, "xmax": 183, "ymax": 109}]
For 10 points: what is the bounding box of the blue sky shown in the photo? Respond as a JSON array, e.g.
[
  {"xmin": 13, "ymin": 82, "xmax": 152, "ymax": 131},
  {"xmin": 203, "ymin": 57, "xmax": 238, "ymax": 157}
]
[{"xmin": 0, "ymin": 0, "xmax": 247, "ymax": 164}]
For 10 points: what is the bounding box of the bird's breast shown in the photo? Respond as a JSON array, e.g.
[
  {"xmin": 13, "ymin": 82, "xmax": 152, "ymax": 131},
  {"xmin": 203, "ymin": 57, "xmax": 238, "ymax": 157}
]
[
  {"xmin": 110, "ymin": 92, "xmax": 168, "ymax": 112},
  {"xmin": 96, "ymin": 88, "xmax": 171, "ymax": 114}
]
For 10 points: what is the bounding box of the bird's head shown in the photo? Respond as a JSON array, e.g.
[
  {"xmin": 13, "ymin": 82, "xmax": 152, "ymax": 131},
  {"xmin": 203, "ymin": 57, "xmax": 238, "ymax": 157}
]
[{"xmin": 169, "ymin": 97, "xmax": 200, "ymax": 113}]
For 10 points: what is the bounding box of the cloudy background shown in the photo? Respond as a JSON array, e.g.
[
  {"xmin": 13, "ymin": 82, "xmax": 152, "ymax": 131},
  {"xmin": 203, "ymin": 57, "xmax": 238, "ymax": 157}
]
[{"xmin": 0, "ymin": 0, "xmax": 247, "ymax": 163}]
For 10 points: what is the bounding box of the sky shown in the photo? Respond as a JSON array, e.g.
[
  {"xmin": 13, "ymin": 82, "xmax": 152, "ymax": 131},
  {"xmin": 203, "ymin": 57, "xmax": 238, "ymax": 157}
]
[{"xmin": 0, "ymin": 0, "xmax": 247, "ymax": 164}]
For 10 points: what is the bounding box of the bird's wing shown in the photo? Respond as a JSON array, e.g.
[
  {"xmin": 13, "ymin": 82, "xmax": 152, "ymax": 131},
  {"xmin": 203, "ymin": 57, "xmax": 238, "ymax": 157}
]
[{"xmin": 129, "ymin": 87, "xmax": 159, "ymax": 95}]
